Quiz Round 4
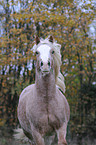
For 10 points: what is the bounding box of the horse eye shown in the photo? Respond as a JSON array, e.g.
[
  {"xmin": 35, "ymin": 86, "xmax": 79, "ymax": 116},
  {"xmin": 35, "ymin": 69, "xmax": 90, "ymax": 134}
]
[
  {"xmin": 48, "ymin": 61, "xmax": 50, "ymax": 66},
  {"xmin": 36, "ymin": 51, "xmax": 39, "ymax": 55},
  {"xmin": 52, "ymin": 50, "xmax": 55, "ymax": 54},
  {"xmin": 41, "ymin": 61, "xmax": 43, "ymax": 66}
]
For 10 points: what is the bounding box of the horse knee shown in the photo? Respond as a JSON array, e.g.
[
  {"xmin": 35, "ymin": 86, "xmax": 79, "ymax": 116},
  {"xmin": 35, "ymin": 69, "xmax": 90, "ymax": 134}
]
[{"xmin": 58, "ymin": 139, "xmax": 67, "ymax": 145}]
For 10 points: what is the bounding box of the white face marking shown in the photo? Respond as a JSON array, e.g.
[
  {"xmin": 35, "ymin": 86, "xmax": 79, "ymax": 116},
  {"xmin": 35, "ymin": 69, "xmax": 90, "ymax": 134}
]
[{"xmin": 37, "ymin": 44, "xmax": 51, "ymax": 63}]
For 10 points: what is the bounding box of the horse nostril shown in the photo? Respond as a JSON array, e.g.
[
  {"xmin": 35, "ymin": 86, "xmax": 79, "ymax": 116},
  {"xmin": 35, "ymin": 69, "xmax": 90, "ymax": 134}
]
[
  {"xmin": 48, "ymin": 61, "xmax": 50, "ymax": 66},
  {"xmin": 41, "ymin": 61, "xmax": 43, "ymax": 66}
]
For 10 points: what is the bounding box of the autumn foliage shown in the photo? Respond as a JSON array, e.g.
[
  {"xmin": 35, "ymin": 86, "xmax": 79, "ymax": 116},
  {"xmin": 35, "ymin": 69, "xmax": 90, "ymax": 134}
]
[{"xmin": 0, "ymin": 0, "xmax": 96, "ymax": 137}]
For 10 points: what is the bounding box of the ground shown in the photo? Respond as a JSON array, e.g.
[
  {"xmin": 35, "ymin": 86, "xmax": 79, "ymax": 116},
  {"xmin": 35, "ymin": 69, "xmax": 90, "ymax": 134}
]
[{"xmin": 0, "ymin": 127, "xmax": 96, "ymax": 145}]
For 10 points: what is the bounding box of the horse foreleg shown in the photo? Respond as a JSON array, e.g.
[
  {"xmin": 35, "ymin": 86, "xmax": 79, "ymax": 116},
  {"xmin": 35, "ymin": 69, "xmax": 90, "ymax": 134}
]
[
  {"xmin": 57, "ymin": 122, "xmax": 67, "ymax": 145},
  {"xmin": 30, "ymin": 123, "xmax": 45, "ymax": 145}
]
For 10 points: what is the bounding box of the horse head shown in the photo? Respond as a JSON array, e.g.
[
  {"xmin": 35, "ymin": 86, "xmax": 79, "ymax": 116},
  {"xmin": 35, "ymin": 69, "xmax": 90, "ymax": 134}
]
[
  {"xmin": 35, "ymin": 36, "xmax": 61, "ymax": 77},
  {"xmin": 35, "ymin": 36, "xmax": 55, "ymax": 77}
]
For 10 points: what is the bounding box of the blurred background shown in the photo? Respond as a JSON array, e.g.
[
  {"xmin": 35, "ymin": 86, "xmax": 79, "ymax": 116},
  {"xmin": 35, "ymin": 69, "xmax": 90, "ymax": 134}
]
[{"xmin": 0, "ymin": 0, "xmax": 96, "ymax": 144}]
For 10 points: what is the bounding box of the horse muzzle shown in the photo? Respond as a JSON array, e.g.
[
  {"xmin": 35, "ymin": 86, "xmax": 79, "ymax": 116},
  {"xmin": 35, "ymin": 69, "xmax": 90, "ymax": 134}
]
[
  {"xmin": 41, "ymin": 69, "xmax": 50, "ymax": 76},
  {"xmin": 39, "ymin": 59, "xmax": 52, "ymax": 76},
  {"xmin": 41, "ymin": 65, "xmax": 51, "ymax": 76}
]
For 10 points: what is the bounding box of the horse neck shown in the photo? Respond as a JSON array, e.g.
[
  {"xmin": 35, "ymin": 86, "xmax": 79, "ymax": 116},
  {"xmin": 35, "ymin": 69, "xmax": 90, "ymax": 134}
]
[{"xmin": 35, "ymin": 70, "xmax": 56, "ymax": 98}]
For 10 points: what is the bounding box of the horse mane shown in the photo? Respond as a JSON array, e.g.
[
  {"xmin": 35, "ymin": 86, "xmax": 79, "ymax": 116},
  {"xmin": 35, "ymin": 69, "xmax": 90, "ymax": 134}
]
[{"xmin": 33, "ymin": 37, "xmax": 65, "ymax": 93}]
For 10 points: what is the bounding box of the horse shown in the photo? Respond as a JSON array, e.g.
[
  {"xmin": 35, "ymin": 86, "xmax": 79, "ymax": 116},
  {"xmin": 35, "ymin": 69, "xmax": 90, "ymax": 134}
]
[{"xmin": 14, "ymin": 36, "xmax": 70, "ymax": 145}]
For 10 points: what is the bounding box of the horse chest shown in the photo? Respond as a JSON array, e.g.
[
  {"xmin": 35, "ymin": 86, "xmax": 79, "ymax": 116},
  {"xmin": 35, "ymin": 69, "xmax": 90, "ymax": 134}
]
[{"xmin": 27, "ymin": 96, "xmax": 64, "ymax": 135}]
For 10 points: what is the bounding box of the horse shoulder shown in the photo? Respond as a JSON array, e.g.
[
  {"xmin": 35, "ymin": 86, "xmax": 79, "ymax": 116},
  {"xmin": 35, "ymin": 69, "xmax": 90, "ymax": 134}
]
[
  {"xmin": 17, "ymin": 84, "xmax": 36, "ymax": 133},
  {"xmin": 56, "ymin": 87, "xmax": 70, "ymax": 122},
  {"xmin": 19, "ymin": 84, "xmax": 35, "ymax": 101},
  {"xmin": 18, "ymin": 83, "xmax": 36, "ymax": 120}
]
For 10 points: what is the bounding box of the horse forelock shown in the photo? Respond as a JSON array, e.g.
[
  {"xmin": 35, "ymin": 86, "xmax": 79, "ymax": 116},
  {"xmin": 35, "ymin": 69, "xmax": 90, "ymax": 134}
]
[{"xmin": 33, "ymin": 37, "xmax": 65, "ymax": 93}]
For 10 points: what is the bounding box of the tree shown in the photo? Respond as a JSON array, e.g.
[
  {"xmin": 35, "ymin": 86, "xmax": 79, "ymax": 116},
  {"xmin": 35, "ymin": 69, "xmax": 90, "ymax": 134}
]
[{"xmin": 0, "ymin": 0, "xmax": 96, "ymax": 137}]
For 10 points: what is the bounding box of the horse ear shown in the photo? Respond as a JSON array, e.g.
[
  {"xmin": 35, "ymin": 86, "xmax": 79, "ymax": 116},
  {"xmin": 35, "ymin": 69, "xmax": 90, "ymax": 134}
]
[
  {"xmin": 35, "ymin": 36, "xmax": 40, "ymax": 45},
  {"xmin": 49, "ymin": 36, "xmax": 53, "ymax": 43}
]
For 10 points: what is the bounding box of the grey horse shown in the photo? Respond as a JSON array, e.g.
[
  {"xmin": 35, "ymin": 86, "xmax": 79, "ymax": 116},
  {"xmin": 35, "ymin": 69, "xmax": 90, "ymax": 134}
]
[{"xmin": 15, "ymin": 36, "xmax": 70, "ymax": 145}]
